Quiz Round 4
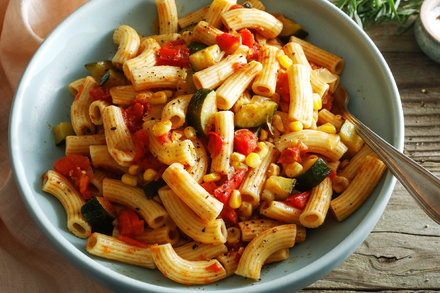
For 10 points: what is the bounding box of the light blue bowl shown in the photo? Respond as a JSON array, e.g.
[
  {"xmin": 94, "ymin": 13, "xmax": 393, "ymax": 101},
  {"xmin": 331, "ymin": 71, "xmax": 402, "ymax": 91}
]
[{"xmin": 9, "ymin": 0, "xmax": 403, "ymax": 292}]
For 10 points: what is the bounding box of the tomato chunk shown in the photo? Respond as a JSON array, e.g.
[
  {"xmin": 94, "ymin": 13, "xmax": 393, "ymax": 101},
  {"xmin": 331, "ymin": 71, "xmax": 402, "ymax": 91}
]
[
  {"xmin": 216, "ymin": 33, "xmax": 241, "ymax": 54},
  {"xmin": 53, "ymin": 155, "xmax": 93, "ymax": 199},
  {"xmin": 89, "ymin": 86, "xmax": 111, "ymax": 101},
  {"xmin": 284, "ymin": 191, "xmax": 311, "ymax": 210},
  {"xmin": 234, "ymin": 129, "xmax": 258, "ymax": 156},
  {"xmin": 220, "ymin": 206, "xmax": 238, "ymax": 226},
  {"xmin": 239, "ymin": 29, "xmax": 254, "ymax": 48},
  {"xmin": 156, "ymin": 40, "xmax": 190, "ymax": 68},
  {"xmin": 118, "ymin": 209, "xmax": 145, "ymax": 237},
  {"xmin": 213, "ymin": 168, "xmax": 247, "ymax": 204},
  {"xmin": 207, "ymin": 132, "xmax": 225, "ymax": 159},
  {"xmin": 278, "ymin": 141, "xmax": 308, "ymax": 165},
  {"xmin": 123, "ymin": 101, "xmax": 150, "ymax": 133},
  {"xmin": 132, "ymin": 129, "xmax": 149, "ymax": 162}
]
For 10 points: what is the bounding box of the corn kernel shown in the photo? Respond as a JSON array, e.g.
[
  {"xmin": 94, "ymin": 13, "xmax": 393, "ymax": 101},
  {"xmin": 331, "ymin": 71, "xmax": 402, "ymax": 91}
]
[
  {"xmin": 203, "ymin": 173, "xmax": 221, "ymax": 182},
  {"xmin": 150, "ymin": 91, "xmax": 168, "ymax": 104},
  {"xmin": 288, "ymin": 121, "xmax": 303, "ymax": 132},
  {"xmin": 238, "ymin": 201, "xmax": 253, "ymax": 218},
  {"xmin": 162, "ymin": 90, "xmax": 174, "ymax": 98},
  {"xmin": 272, "ymin": 114, "xmax": 284, "ymax": 133},
  {"xmin": 229, "ymin": 190, "xmax": 242, "ymax": 209},
  {"xmin": 259, "ymin": 129, "xmax": 268, "ymax": 141},
  {"xmin": 256, "ymin": 142, "xmax": 269, "ymax": 159},
  {"xmin": 121, "ymin": 174, "xmax": 138, "ymax": 187},
  {"xmin": 245, "ymin": 152, "xmax": 261, "ymax": 168},
  {"xmin": 227, "ymin": 227, "xmax": 241, "ymax": 245},
  {"xmin": 313, "ymin": 93, "xmax": 322, "ymax": 110},
  {"xmin": 231, "ymin": 152, "xmax": 246, "ymax": 163},
  {"xmin": 128, "ymin": 164, "xmax": 141, "ymax": 175},
  {"xmin": 278, "ymin": 54, "xmax": 293, "ymax": 69},
  {"xmin": 261, "ymin": 189, "xmax": 275, "ymax": 202},
  {"xmin": 333, "ymin": 176, "xmax": 350, "ymax": 193},
  {"xmin": 317, "ymin": 122, "xmax": 337, "ymax": 134},
  {"xmin": 152, "ymin": 120, "xmax": 172, "ymax": 137},
  {"xmin": 284, "ymin": 162, "xmax": 303, "ymax": 178},
  {"xmin": 232, "ymin": 161, "xmax": 249, "ymax": 171},
  {"xmin": 267, "ymin": 163, "xmax": 280, "ymax": 177},
  {"xmin": 183, "ymin": 126, "xmax": 197, "ymax": 139},
  {"xmin": 302, "ymin": 155, "xmax": 319, "ymax": 172},
  {"xmin": 143, "ymin": 169, "xmax": 158, "ymax": 183}
]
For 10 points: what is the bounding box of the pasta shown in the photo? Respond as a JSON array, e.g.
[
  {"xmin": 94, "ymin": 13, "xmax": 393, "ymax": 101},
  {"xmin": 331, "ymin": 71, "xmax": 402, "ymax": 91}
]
[{"xmin": 41, "ymin": 1, "xmax": 387, "ymax": 286}]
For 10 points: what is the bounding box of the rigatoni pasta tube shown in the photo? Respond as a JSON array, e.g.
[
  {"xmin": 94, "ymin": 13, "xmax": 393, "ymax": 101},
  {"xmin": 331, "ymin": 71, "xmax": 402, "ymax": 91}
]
[
  {"xmin": 216, "ymin": 61, "xmax": 262, "ymax": 110},
  {"xmin": 210, "ymin": 111, "xmax": 234, "ymax": 175},
  {"xmin": 41, "ymin": 170, "xmax": 91, "ymax": 238},
  {"xmin": 161, "ymin": 94, "xmax": 192, "ymax": 129},
  {"xmin": 290, "ymin": 35, "xmax": 345, "ymax": 74},
  {"xmin": 162, "ymin": 163, "xmax": 223, "ymax": 222},
  {"xmin": 109, "ymin": 85, "xmax": 138, "ymax": 105},
  {"xmin": 259, "ymin": 200, "xmax": 302, "ymax": 224},
  {"xmin": 151, "ymin": 243, "xmax": 227, "ymax": 285},
  {"xmin": 299, "ymin": 177, "xmax": 332, "ymax": 228},
  {"xmin": 205, "ymin": 0, "xmax": 236, "ymax": 28},
  {"xmin": 239, "ymin": 142, "xmax": 277, "ymax": 207},
  {"xmin": 102, "ymin": 105, "xmax": 136, "ymax": 166},
  {"xmin": 89, "ymin": 145, "xmax": 128, "ymax": 174},
  {"xmin": 88, "ymin": 100, "xmax": 110, "ymax": 125},
  {"xmin": 158, "ymin": 187, "xmax": 227, "ymax": 244},
  {"xmin": 123, "ymin": 38, "xmax": 160, "ymax": 81},
  {"xmin": 331, "ymin": 156, "xmax": 386, "ymax": 221},
  {"xmin": 235, "ymin": 224, "xmax": 296, "ymax": 280},
  {"xmin": 186, "ymin": 138, "xmax": 208, "ymax": 183},
  {"xmin": 178, "ymin": 6, "xmax": 209, "ymax": 29},
  {"xmin": 86, "ymin": 233, "xmax": 155, "ymax": 269},
  {"xmin": 192, "ymin": 21, "xmax": 224, "ymax": 46},
  {"xmin": 287, "ymin": 64, "xmax": 314, "ymax": 128},
  {"xmin": 65, "ymin": 134, "xmax": 106, "ymax": 156},
  {"xmin": 135, "ymin": 226, "xmax": 180, "ymax": 245},
  {"xmin": 193, "ymin": 53, "xmax": 247, "ymax": 89},
  {"xmin": 239, "ymin": 219, "xmax": 280, "ymax": 242},
  {"xmin": 252, "ymin": 45, "xmax": 279, "ymax": 97},
  {"xmin": 102, "ymin": 178, "xmax": 168, "ymax": 228},
  {"xmin": 175, "ymin": 242, "xmax": 228, "ymax": 261},
  {"xmin": 112, "ymin": 25, "xmax": 140, "ymax": 69},
  {"xmin": 156, "ymin": 0, "xmax": 178, "ymax": 34},
  {"xmin": 221, "ymin": 8, "xmax": 283, "ymax": 39},
  {"xmin": 339, "ymin": 144, "xmax": 377, "ymax": 181},
  {"xmin": 71, "ymin": 76, "xmax": 97, "ymax": 135},
  {"xmin": 275, "ymin": 130, "xmax": 348, "ymax": 162},
  {"xmin": 283, "ymin": 42, "xmax": 312, "ymax": 70},
  {"xmin": 130, "ymin": 66, "xmax": 187, "ymax": 91}
]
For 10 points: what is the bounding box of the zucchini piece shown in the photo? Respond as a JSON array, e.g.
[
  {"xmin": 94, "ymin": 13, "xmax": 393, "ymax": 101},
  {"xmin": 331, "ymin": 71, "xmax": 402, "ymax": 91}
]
[
  {"xmin": 339, "ymin": 120, "xmax": 364, "ymax": 156},
  {"xmin": 189, "ymin": 45, "xmax": 221, "ymax": 72},
  {"xmin": 295, "ymin": 158, "xmax": 331, "ymax": 191},
  {"xmin": 142, "ymin": 178, "xmax": 166, "ymax": 199},
  {"xmin": 263, "ymin": 176, "xmax": 296, "ymax": 201},
  {"xmin": 81, "ymin": 197, "xmax": 116, "ymax": 235},
  {"xmin": 272, "ymin": 13, "xmax": 309, "ymax": 41},
  {"xmin": 53, "ymin": 122, "xmax": 75, "ymax": 145},
  {"xmin": 84, "ymin": 61, "xmax": 127, "ymax": 88},
  {"xmin": 235, "ymin": 100, "xmax": 278, "ymax": 128},
  {"xmin": 187, "ymin": 89, "xmax": 217, "ymax": 135},
  {"xmin": 187, "ymin": 42, "xmax": 208, "ymax": 54}
]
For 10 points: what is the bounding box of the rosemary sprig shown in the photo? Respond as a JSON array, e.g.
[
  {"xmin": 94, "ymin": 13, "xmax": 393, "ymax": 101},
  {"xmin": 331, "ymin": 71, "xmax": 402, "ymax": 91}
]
[{"xmin": 334, "ymin": 0, "xmax": 423, "ymax": 31}]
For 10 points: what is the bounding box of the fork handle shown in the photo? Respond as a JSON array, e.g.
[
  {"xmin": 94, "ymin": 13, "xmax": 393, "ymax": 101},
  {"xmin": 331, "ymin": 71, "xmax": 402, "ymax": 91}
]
[{"xmin": 344, "ymin": 112, "xmax": 440, "ymax": 224}]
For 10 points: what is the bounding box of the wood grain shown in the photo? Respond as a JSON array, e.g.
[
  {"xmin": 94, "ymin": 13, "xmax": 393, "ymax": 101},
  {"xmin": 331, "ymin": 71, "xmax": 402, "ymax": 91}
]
[{"xmin": 303, "ymin": 22, "xmax": 440, "ymax": 292}]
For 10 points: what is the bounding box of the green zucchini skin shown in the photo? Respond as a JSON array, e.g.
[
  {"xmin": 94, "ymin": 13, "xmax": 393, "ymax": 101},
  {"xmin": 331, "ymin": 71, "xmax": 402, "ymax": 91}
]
[
  {"xmin": 84, "ymin": 60, "xmax": 127, "ymax": 88},
  {"xmin": 81, "ymin": 197, "xmax": 115, "ymax": 235},
  {"xmin": 295, "ymin": 158, "xmax": 331, "ymax": 191},
  {"xmin": 142, "ymin": 178, "xmax": 166, "ymax": 199},
  {"xmin": 187, "ymin": 42, "xmax": 208, "ymax": 54},
  {"xmin": 235, "ymin": 100, "xmax": 278, "ymax": 128},
  {"xmin": 186, "ymin": 89, "xmax": 217, "ymax": 135}
]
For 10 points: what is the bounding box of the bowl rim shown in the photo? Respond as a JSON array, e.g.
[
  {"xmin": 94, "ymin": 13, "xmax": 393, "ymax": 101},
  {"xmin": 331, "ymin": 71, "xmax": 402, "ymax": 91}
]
[
  {"xmin": 420, "ymin": 0, "xmax": 440, "ymax": 42},
  {"xmin": 9, "ymin": 0, "xmax": 404, "ymax": 292}
]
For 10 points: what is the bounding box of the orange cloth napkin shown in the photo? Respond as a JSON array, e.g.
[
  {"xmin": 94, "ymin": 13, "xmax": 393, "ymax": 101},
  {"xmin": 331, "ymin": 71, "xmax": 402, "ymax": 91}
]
[{"xmin": 0, "ymin": 0, "xmax": 109, "ymax": 291}]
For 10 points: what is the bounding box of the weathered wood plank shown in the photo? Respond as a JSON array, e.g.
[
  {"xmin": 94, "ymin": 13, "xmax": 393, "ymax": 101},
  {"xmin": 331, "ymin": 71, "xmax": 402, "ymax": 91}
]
[{"xmin": 366, "ymin": 24, "xmax": 421, "ymax": 53}]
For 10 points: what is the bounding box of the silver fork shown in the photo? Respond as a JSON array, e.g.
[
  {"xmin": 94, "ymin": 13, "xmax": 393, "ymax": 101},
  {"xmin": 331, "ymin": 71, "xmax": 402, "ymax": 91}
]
[{"xmin": 338, "ymin": 92, "xmax": 440, "ymax": 224}]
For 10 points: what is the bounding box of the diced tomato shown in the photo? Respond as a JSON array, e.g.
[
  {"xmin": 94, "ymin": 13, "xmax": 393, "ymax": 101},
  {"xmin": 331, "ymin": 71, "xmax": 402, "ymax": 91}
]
[
  {"xmin": 278, "ymin": 141, "xmax": 308, "ymax": 165},
  {"xmin": 239, "ymin": 29, "xmax": 254, "ymax": 48},
  {"xmin": 206, "ymin": 262, "xmax": 224, "ymax": 273},
  {"xmin": 156, "ymin": 40, "xmax": 190, "ymax": 67},
  {"xmin": 157, "ymin": 132, "xmax": 172, "ymax": 144},
  {"xmin": 213, "ymin": 168, "xmax": 247, "ymax": 204},
  {"xmin": 216, "ymin": 33, "xmax": 241, "ymax": 54},
  {"xmin": 201, "ymin": 181, "xmax": 218, "ymax": 194},
  {"xmin": 132, "ymin": 129, "xmax": 149, "ymax": 162},
  {"xmin": 123, "ymin": 101, "xmax": 150, "ymax": 133},
  {"xmin": 53, "ymin": 155, "xmax": 93, "ymax": 199},
  {"xmin": 249, "ymin": 40, "xmax": 261, "ymax": 60},
  {"xmin": 89, "ymin": 86, "xmax": 111, "ymax": 101},
  {"xmin": 234, "ymin": 129, "xmax": 258, "ymax": 156},
  {"xmin": 207, "ymin": 132, "xmax": 225, "ymax": 159},
  {"xmin": 276, "ymin": 71, "xmax": 290, "ymax": 103},
  {"xmin": 229, "ymin": 4, "xmax": 243, "ymax": 10},
  {"xmin": 284, "ymin": 191, "xmax": 311, "ymax": 210},
  {"xmin": 117, "ymin": 235, "xmax": 149, "ymax": 248},
  {"xmin": 118, "ymin": 209, "xmax": 145, "ymax": 237},
  {"xmin": 137, "ymin": 152, "xmax": 166, "ymax": 174},
  {"xmin": 220, "ymin": 206, "xmax": 238, "ymax": 226}
]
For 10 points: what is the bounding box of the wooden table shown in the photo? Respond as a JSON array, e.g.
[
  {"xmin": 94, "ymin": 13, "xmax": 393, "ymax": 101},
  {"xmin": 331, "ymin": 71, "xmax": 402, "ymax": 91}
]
[{"xmin": 303, "ymin": 23, "xmax": 440, "ymax": 292}]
